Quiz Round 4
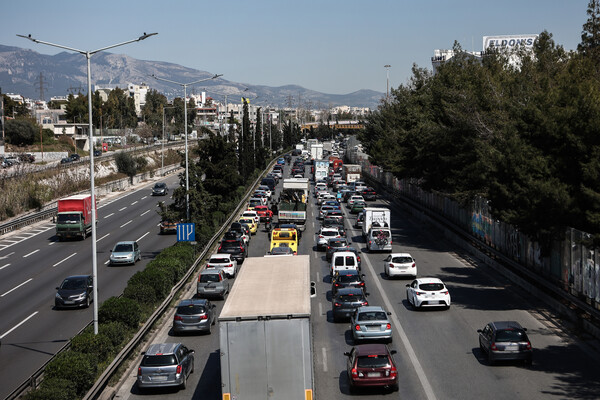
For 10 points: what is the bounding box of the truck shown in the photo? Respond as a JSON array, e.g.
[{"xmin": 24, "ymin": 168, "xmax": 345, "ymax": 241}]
[
  {"xmin": 322, "ymin": 141, "xmax": 333, "ymax": 154},
  {"xmin": 362, "ymin": 207, "xmax": 391, "ymax": 238},
  {"xmin": 329, "ymin": 156, "xmax": 343, "ymax": 173},
  {"xmin": 219, "ymin": 255, "xmax": 314, "ymax": 400},
  {"xmin": 310, "ymin": 143, "xmax": 323, "ymax": 161},
  {"xmin": 343, "ymin": 164, "xmax": 362, "ymax": 183},
  {"xmin": 278, "ymin": 178, "xmax": 310, "ymax": 231},
  {"xmin": 314, "ymin": 159, "xmax": 329, "ymax": 182},
  {"xmin": 55, "ymin": 194, "xmax": 97, "ymax": 240}
]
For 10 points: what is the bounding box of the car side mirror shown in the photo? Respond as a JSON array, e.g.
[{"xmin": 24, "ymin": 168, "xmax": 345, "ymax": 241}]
[
  {"xmin": 310, "ymin": 281, "xmax": 317, "ymax": 298},
  {"xmin": 110, "ymin": 250, "xmax": 113, "ymax": 252},
  {"xmin": 212, "ymin": 304, "xmax": 217, "ymax": 308},
  {"xmin": 56, "ymin": 287, "xmax": 59, "ymax": 290},
  {"xmin": 361, "ymin": 274, "xmax": 365, "ymax": 277},
  {"xmin": 405, "ymin": 284, "xmax": 410, "ymax": 287},
  {"xmin": 477, "ymin": 329, "xmax": 483, "ymax": 333},
  {"xmin": 523, "ymin": 328, "xmax": 527, "ymax": 331},
  {"xmin": 189, "ymin": 349, "xmax": 195, "ymax": 354},
  {"xmin": 387, "ymin": 312, "xmax": 391, "ymax": 315},
  {"xmin": 344, "ymin": 352, "xmax": 351, "ymax": 357},
  {"xmin": 390, "ymin": 350, "xmax": 397, "ymax": 355}
]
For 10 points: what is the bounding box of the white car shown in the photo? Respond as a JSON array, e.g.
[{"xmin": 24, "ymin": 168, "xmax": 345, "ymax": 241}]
[
  {"xmin": 242, "ymin": 210, "xmax": 260, "ymax": 225},
  {"xmin": 257, "ymin": 185, "xmax": 272, "ymax": 198},
  {"xmin": 206, "ymin": 253, "xmax": 238, "ymax": 278},
  {"xmin": 384, "ymin": 253, "xmax": 417, "ymax": 278},
  {"xmin": 318, "ymin": 193, "xmax": 336, "ymax": 205},
  {"xmin": 316, "ymin": 227, "xmax": 342, "ymax": 251},
  {"xmin": 406, "ymin": 278, "xmax": 451, "ymax": 309},
  {"xmin": 315, "ymin": 183, "xmax": 328, "ymax": 194},
  {"xmin": 347, "ymin": 195, "xmax": 365, "ymax": 207}
]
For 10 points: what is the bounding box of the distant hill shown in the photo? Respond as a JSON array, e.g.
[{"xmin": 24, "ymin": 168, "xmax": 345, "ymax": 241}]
[{"xmin": 0, "ymin": 44, "xmax": 383, "ymax": 109}]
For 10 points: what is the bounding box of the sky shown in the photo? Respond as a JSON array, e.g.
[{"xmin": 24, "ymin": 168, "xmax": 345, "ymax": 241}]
[{"xmin": 1, "ymin": 0, "xmax": 588, "ymax": 95}]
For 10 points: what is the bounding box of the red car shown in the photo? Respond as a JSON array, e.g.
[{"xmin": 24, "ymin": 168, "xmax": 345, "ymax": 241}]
[
  {"xmin": 253, "ymin": 205, "xmax": 273, "ymax": 222},
  {"xmin": 344, "ymin": 344, "xmax": 398, "ymax": 393}
]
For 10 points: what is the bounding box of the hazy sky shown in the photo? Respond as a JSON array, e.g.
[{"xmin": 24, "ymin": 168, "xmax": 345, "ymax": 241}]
[{"xmin": 2, "ymin": 0, "xmax": 587, "ymax": 95}]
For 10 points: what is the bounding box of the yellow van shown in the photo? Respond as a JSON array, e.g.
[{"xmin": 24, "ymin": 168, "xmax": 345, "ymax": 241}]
[{"xmin": 270, "ymin": 228, "xmax": 298, "ymax": 254}]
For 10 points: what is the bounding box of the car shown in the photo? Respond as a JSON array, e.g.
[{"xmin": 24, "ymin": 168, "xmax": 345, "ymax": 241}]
[
  {"xmin": 269, "ymin": 245, "xmax": 296, "ymax": 256},
  {"xmin": 333, "ymin": 246, "xmax": 362, "ymax": 270},
  {"xmin": 270, "ymin": 227, "xmax": 298, "ymax": 254},
  {"xmin": 316, "ymin": 226, "xmax": 342, "ymax": 251},
  {"xmin": 331, "ymin": 269, "xmax": 365, "ymax": 296},
  {"xmin": 351, "ymin": 306, "xmax": 392, "ymax": 343},
  {"xmin": 332, "ymin": 287, "xmax": 369, "ymax": 322},
  {"xmin": 241, "ymin": 210, "xmax": 260, "ymax": 225},
  {"xmin": 325, "ymin": 237, "xmax": 350, "ymax": 261},
  {"xmin": 478, "ymin": 321, "xmax": 533, "ymax": 365},
  {"xmin": 136, "ymin": 343, "xmax": 195, "ymax": 390},
  {"xmin": 172, "ymin": 298, "xmax": 217, "ymax": 334},
  {"xmin": 60, "ymin": 157, "xmax": 71, "ymax": 164},
  {"xmin": 55, "ymin": 275, "xmax": 93, "ymax": 309},
  {"xmin": 366, "ymin": 227, "xmax": 393, "ymax": 253},
  {"xmin": 69, "ymin": 153, "xmax": 81, "ymax": 162},
  {"xmin": 248, "ymin": 197, "xmax": 266, "ymax": 208},
  {"xmin": 383, "ymin": 253, "xmax": 417, "ymax": 279},
  {"xmin": 355, "ymin": 211, "xmax": 364, "ymax": 228},
  {"xmin": 318, "ymin": 193, "xmax": 336, "ymax": 205},
  {"xmin": 260, "ymin": 177, "xmax": 276, "ymax": 191},
  {"xmin": 344, "ymin": 344, "xmax": 398, "ymax": 392},
  {"xmin": 93, "ymin": 149, "xmax": 102, "ymax": 157},
  {"xmin": 109, "ymin": 240, "xmax": 141, "ymax": 265},
  {"xmin": 347, "ymin": 195, "xmax": 365, "ymax": 207},
  {"xmin": 239, "ymin": 217, "xmax": 258, "ymax": 234},
  {"xmin": 406, "ymin": 278, "xmax": 451, "ymax": 309},
  {"xmin": 257, "ymin": 185, "xmax": 273, "ymax": 198},
  {"xmin": 350, "ymin": 200, "xmax": 366, "ymax": 214},
  {"xmin": 197, "ymin": 269, "xmax": 229, "ymax": 299},
  {"xmin": 218, "ymin": 235, "xmax": 247, "ymax": 264},
  {"xmin": 330, "ymin": 251, "xmax": 360, "ymax": 276},
  {"xmin": 206, "ymin": 253, "xmax": 238, "ymax": 278},
  {"xmin": 253, "ymin": 205, "xmax": 273, "ymax": 222},
  {"xmin": 228, "ymin": 222, "xmax": 250, "ymax": 245},
  {"xmin": 152, "ymin": 182, "xmax": 169, "ymax": 196},
  {"xmin": 160, "ymin": 220, "xmax": 177, "ymax": 234},
  {"xmin": 319, "ymin": 204, "xmax": 338, "ymax": 219}
]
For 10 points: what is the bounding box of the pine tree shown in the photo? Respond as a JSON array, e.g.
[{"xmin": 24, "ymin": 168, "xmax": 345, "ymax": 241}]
[{"xmin": 579, "ymin": 0, "xmax": 600, "ymax": 61}]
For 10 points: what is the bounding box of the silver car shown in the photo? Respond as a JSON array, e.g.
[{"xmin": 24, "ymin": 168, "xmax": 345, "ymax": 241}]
[
  {"xmin": 109, "ymin": 240, "xmax": 141, "ymax": 265},
  {"xmin": 351, "ymin": 306, "xmax": 393, "ymax": 343},
  {"xmin": 137, "ymin": 342, "xmax": 195, "ymax": 390},
  {"xmin": 197, "ymin": 269, "xmax": 229, "ymax": 299},
  {"xmin": 172, "ymin": 299, "xmax": 216, "ymax": 334}
]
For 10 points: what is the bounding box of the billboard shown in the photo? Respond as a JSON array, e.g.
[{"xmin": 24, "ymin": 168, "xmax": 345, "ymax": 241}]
[{"xmin": 483, "ymin": 34, "xmax": 538, "ymax": 51}]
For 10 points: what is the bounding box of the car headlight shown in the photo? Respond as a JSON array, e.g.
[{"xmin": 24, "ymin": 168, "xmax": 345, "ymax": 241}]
[{"xmin": 73, "ymin": 293, "xmax": 86, "ymax": 300}]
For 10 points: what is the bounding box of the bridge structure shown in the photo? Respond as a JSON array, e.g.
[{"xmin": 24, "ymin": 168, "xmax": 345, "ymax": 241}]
[{"xmin": 300, "ymin": 120, "xmax": 364, "ymax": 132}]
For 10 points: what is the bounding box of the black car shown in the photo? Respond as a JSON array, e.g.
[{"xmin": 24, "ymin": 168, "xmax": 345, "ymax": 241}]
[
  {"xmin": 218, "ymin": 236, "xmax": 247, "ymax": 264},
  {"xmin": 478, "ymin": 321, "xmax": 533, "ymax": 365},
  {"xmin": 261, "ymin": 177, "xmax": 276, "ymax": 191},
  {"xmin": 332, "ymin": 270, "xmax": 366, "ymax": 296},
  {"xmin": 55, "ymin": 275, "xmax": 93, "ymax": 309},
  {"xmin": 332, "ymin": 287, "xmax": 369, "ymax": 322},
  {"xmin": 93, "ymin": 149, "xmax": 102, "ymax": 157},
  {"xmin": 69, "ymin": 153, "xmax": 81, "ymax": 162},
  {"xmin": 151, "ymin": 182, "xmax": 169, "ymax": 196},
  {"xmin": 325, "ymin": 237, "xmax": 350, "ymax": 261},
  {"xmin": 60, "ymin": 157, "xmax": 71, "ymax": 164},
  {"xmin": 360, "ymin": 187, "xmax": 377, "ymax": 201}
]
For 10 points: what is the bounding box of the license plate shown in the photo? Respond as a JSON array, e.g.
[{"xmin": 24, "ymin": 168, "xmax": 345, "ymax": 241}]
[
  {"xmin": 64, "ymin": 300, "xmax": 74, "ymax": 304},
  {"xmin": 151, "ymin": 375, "xmax": 168, "ymax": 381},
  {"xmin": 367, "ymin": 372, "xmax": 381, "ymax": 377},
  {"xmin": 505, "ymin": 345, "xmax": 518, "ymax": 351},
  {"xmin": 204, "ymin": 287, "xmax": 215, "ymax": 291}
]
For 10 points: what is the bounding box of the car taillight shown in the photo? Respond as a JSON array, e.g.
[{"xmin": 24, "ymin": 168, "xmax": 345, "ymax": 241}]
[
  {"xmin": 334, "ymin": 302, "xmax": 341, "ymax": 307},
  {"xmin": 137, "ymin": 367, "xmax": 142, "ymax": 376},
  {"xmin": 240, "ymin": 245, "xmax": 244, "ymax": 251},
  {"xmin": 386, "ymin": 323, "xmax": 391, "ymax": 329},
  {"xmin": 351, "ymin": 367, "xmax": 358, "ymax": 378},
  {"xmin": 355, "ymin": 325, "xmax": 361, "ymax": 331},
  {"xmin": 491, "ymin": 343, "xmax": 498, "ymax": 351},
  {"xmin": 218, "ymin": 245, "xmax": 223, "ymax": 251},
  {"xmin": 176, "ymin": 365, "xmax": 182, "ymax": 374},
  {"xmin": 411, "ymin": 263, "xmax": 416, "ymax": 268},
  {"xmin": 358, "ymin": 282, "xmax": 365, "ymax": 286},
  {"xmin": 227, "ymin": 263, "xmax": 233, "ymax": 268},
  {"xmin": 389, "ymin": 263, "xmax": 394, "ymax": 268},
  {"xmin": 334, "ymin": 283, "xmax": 341, "ymax": 287},
  {"xmin": 415, "ymin": 291, "xmax": 424, "ymax": 296},
  {"xmin": 362, "ymin": 301, "xmax": 368, "ymax": 306},
  {"xmin": 368, "ymin": 241, "xmax": 372, "ymax": 245},
  {"xmin": 199, "ymin": 314, "xmax": 208, "ymax": 320},
  {"xmin": 174, "ymin": 315, "xmax": 183, "ymax": 321},
  {"xmin": 440, "ymin": 291, "xmax": 449, "ymax": 295},
  {"xmin": 526, "ymin": 341, "xmax": 532, "ymax": 350},
  {"xmin": 389, "ymin": 366, "xmax": 397, "ymax": 378}
]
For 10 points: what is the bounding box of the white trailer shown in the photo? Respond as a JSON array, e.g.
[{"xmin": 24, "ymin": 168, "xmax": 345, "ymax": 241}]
[
  {"xmin": 343, "ymin": 164, "xmax": 362, "ymax": 183},
  {"xmin": 362, "ymin": 207, "xmax": 391, "ymax": 237},
  {"xmin": 219, "ymin": 255, "xmax": 314, "ymax": 400},
  {"xmin": 310, "ymin": 144, "xmax": 323, "ymax": 161}
]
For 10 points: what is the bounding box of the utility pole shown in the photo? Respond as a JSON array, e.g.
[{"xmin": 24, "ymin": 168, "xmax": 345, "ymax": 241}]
[{"xmin": 36, "ymin": 72, "xmax": 48, "ymax": 101}]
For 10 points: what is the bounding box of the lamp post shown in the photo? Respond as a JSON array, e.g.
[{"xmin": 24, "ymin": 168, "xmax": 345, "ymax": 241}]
[
  {"xmin": 152, "ymin": 73, "xmax": 222, "ymax": 222},
  {"xmin": 162, "ymin": 106, "xmax": 175, "ymax": 176},
  {"xmin": 384, "ymin": 64, "xmax": 391, "ymax": 101},
  {"xmin": 18, "ymin": 32, "xmax": 158, "ymax": 335}
]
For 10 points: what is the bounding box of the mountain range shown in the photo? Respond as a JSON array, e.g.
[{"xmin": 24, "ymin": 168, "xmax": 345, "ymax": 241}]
[{"xmin": 0, "ymin": 44, "xmax": 383, "ymax": 110}]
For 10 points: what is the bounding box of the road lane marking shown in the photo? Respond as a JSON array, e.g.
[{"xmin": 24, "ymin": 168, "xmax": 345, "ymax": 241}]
[
  {"xmin": 0, "ymin": 311, "xmax": 38, "ymax": 339},
  {"xmin": 322, "ymin": 347, "xmax": 328, "ymax": 372},
  {"xmin": 137, "ymin": 232, "xmax": 150, "ymax": 241},
  {"xmin": 140, "ymin": 210, "xmax": 151, "ymax": 216},
  {"xmin": 363, "ymin": 253, "xmax": 437, "ymax": 400},
  {"xmin": 119, "ymin": 207, "xmax": 127, "ymax": 211},
  {"xmin": 319, "ymin": 302, "xmax": 323, "ymax": 316},
  {"xmin": 141, "ymin": 196, "xmax": 148, "ymax": 200},
  {"xmin": 1, "ymin": 278, "xmax": 33, "ymax": 297},
  {"xmin": 97, "ymin": 233, "xmax": 110, "ymax": 242},
  {"xmin": 104, "ymin": 260, "xmax": 110, "ymax": 265},
  {"xmin": 120, "ymin": 220, "xmax": 132, "ymax": 228},
  {"xmin": 23, "ymin": 249, "xmax": 39, "ymax": 258},
  {"xmin": 104, "ymin": 213, "xmax": 114, "ymax": 219},
  {"xmin": 0, "ymin": 251, "xmax": 15, "ymax": 260},
  {"xmin": 131, "ymin": 201, "xmax": 138, "ymax": 205},
  {"xmin": 53, "ymin": 253, "xmax": 77, "ymax": 267},
  {"xmin": 0, "ymin": 263, "xmax": 10, "ymax": 270}
]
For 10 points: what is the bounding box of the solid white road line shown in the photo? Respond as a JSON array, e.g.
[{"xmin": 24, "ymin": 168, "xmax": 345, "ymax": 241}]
[
  {"xmin": 53, "ymin": 253, "xmax": 77, "ymax": 267},
  {"xmin": 23, "ymin": 249, "xmax": 39, "ymax": 258},
  {"xmin": 1, "ymin": 278, "xmax": 33, "ymax": 297},
  {"xmin": 0, "ymin": 311, "xmax": 38, "ymax": 339},
  {"xmin": 362, "ymin": 253, "xmax": 438, "ymax": 400},
  {"xmin": 120, "ymin": 220, "xmax": 132, "ymax": 228}
]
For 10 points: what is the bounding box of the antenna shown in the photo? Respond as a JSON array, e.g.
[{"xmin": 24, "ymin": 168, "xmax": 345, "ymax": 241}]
[{"xmin": 35, "ymin": 72, "xmax": 48, "ymax": 101}]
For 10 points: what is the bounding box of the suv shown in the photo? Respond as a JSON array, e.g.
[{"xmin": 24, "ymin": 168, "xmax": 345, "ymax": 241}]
[
  {"xmin": 206, "ymin": 253, "xmax": 238, "ymax": 278},
  {"xmin": 197, "ymin": 269, "xmax": 229, "ymax": 299},
  {"xmin": 172, "ymin": 298, "xmax": 216, "ymax": 335},
  {"xmin": 331, "ymin": 270, "xmax": 365, "ymax": 296},
  {"xmin": 344, "ymin": 344, "xmax": 398, "ymax": 392},
  {"xmin": 137, "ymin": 343, "xmax": 195, "ymax": 390},
  {"xmin": 217, "ymin": 235, "xmax": 247, "ymax": 264},
  {"xmin": 477, "ymin": 321, "xmax": 533, "ymax": 365}
]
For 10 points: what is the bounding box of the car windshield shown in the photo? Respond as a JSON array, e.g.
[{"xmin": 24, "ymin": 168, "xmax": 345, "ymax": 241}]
[
  {"xmin": 141, "ymin": 354, "xmax": 177, "ymax": 367},
  {"xmin": 358, "ymin": 312, "xmax": 387, "ymax": 321},
  {"xmin": 418, "ymin": 283, "xmax": 445, "ymax": 291},
  {"xmin": 495, "ymin": 329, "xmax": 528, "ymax": 342},
  {"xmin": 154, "ymin": 183, "xmax": 166, "ymax": 189},
  {"xmin": 392, "ymin": 257, "xmax": 413, "ymax": 264},
  {"xmin": 57, "ymin": 214, "xmax": 81, "ymax": 224},
  {"xmin": 200, "ymin": 274, "xmax": 220, "ymax": 283},
  {"xmin": 60, "ymin": 278, "xmax": 87, "ymax": 290},
  {"xmin": 176, "ymin": 305, "xmax": 206, "ymax": 315},
  {"xmin": 357, "ymin": 355, "xmax": 390, "ymax": 368},
  {"xmin": 114, "ymin": 244, "xmax": 133, "ymax": 252},
  {"xmin": 272, "ymin": 247, "xmax": 293, "ymax": 254}
]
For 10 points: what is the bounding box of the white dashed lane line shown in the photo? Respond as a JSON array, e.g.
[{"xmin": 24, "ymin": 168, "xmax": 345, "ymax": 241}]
[
  {"xmin": 53, "ymin": 253, "xmax": 77, "ymax": 267},
  {"xmin": 1, "ymin": 278, "xmax": 32, "ymax": 297},
  {"xmin": 120, "ymin": 221, "xmax": 132, "ymax": 228},
  {"xmin": 0, "ymin": 311, "xmax": 38, "ymax": 339},
  {"xmin": 23, "ymin": 249, "xmax": 39, "ymax": 258},
  {"xmin": 104, "ymin": 213, "xmax": 114, "ymax": 219}
]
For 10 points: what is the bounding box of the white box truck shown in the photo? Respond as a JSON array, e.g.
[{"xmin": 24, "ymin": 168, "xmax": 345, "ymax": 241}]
[
  {"xmin": 310, "ymin": 143, "xmax": 323, "ymax": 161},
  {"xmin": 342, "ymin": 164, "xmax": 362, "ymax": 183},
  {"xmin": 219, "ymin": 255, "xmax": 314, "ymax": 400},
  {"xmin": 362, "ymin": 207, "xmax": 391, "ymax": 237},
  {"xmin": 362, "ymin": 207, "xmax": 393, "ymax": 252},
  {"xmin": 278, "ymin": 178, "xmax": 310, "ymax": 231}
]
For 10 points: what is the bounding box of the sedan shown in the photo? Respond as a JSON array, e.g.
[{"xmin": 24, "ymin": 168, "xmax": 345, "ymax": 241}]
[
  {"xmin": 55, "ymin": 275, "xmax": 93, "ymax": 309},
  {"xmin": 332, "ymin": 287, "xmax": 369, "ymax": 322},
  {"xmin": 109, "ymin": 240, "xmax": 141, "ymax": 265},
  {"xmin": 351, "ymin": 306, "xmax": 392, "ymax": 343},
  {"xmin": 151, "ymin": 182, "xmax": 169, "ymax": 196},
  {"xmin": 406, "ymin": 277, "xmax": 451, "ymax": 309},
  {"xmin": 350, "ymin": 200, "xmax": 366, "ymax": 214},
  {"xmin": 331, "ymin": 270, "xmax": 366, "ymax": 296},
  {"xmin": 383, "ymin": 253, "xmax": 417, "ymax": 279},
  {"xmin": 172, "ymin": 298, "xmax": 216, "ymax": 335},
  {"xmin": 478, "ymin": 321, "xmax": 533, "ymax": 365},
  {"xmin": 344, "ymin": 344, "xmax": 398, "ymax": 393}
]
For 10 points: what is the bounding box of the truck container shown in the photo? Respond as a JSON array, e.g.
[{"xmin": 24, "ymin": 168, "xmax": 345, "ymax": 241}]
[
  {"xmin": 322, "ymin": 141, "xmax": 333, "ymax": 154},
  {"xmin": 310, "ymin": 143, "xmax": 323, "ymax": 161},
  {"xmin": 278, "ymin": 178, "xmax": 310, "ymax": 231},
  {"xmin": 361, "ymin": 207, "xmax": 391, "ymax": 238},
  {"xmin": 314, "ymin": 159, "xmax": 329, "ymax": 182},
  {"xmin": 56, "ymin": 194, "xmax": 97, "ymax": 240},
  {"xmin": 343, "ymin": 164, "xmax": 362, "ymax": 183},
  {"xmin": 219, "ymin": 255, "xmax": 314, "ymax": 400}
]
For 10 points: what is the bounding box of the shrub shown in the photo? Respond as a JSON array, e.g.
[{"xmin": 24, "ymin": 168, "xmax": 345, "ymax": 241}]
[
  {"xmin": 44, "ymin": 351, "xmax": 97, "ymax": 396},
  {"xmin": 123, "ymin": 282, "xmax": 158, "ymax": 306},
  {"xmin": 23, "ymin": 378, "xmax": 77, "ymax": 400},
  {"xmin": 70, "ymin": 331, "xmax": 114, "ymax": 361},
  {"xmin": 98, "ymin": 297, "xmax": 141, "ymax": 329},
  {"xmin": 98, "ymin": 321, "xmax": 129, "ymax": 348},
  {"xmin": 128, "ymin": 268, "xmax": 171, "ymax": 300}
]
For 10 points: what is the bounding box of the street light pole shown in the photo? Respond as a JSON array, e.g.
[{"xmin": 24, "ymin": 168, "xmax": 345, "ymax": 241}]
[
  {"xmin": 18, "ymin": 32, "xmax": 158, "ymax": 335},
  {"xmin": 162, "ymin": 106, "xmax": 175, "ymax": 176},
  {"xmin": 384, "ymin": 64, "xmax": 391, "ymax": 101},
  {"xmin": 152, "ymin": 74, "xmax": 222, "ymax": 222}
]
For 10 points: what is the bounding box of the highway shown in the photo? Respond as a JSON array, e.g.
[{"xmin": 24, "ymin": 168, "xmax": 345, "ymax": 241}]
[
  {"xmin": 0, "ymin": 173, "xmax": 180, "ymax": 400},
  {"xmin": 111, "ymin": 156, "xmax": 600, "ymax": 400}
]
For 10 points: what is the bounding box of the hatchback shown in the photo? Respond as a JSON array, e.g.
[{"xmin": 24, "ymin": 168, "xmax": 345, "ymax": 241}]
[
  {"xmin": 325, "ymin": 237, "xmax": 350, "ymax": 261},
  {"xmin": 406, "ymin": 278, "xmax": 451, "ymax": 309},
  {"xmin": 316, "ymin": 227, "xmax": 342, "ymax": 250},
  {"xmin": 351, "ymin": 306, "xmax": 392, "ymax": 343},
  {"xmin": 109, "ymin": 240, "xmax": 141, "ymax": 265},
  {"xmin": 197, "ymin": 269, "xmax": 229, "ymax": 299},
  {"xmin": 55, "ymin": 275, "xmax": 93, "ymax": 309},
  {"xmin": 172, "ymin": 299, "xmax": 216, "ymax": 335},
  {"xmin": 331, "ymin": 270, "xmax": 366, "ymax": 296},
  {"xmin": 151, "ymin": 182, "xmax": 168, "ymax": 196},
  {"xmin": 350, "ymin": 200, "xmax": 367, "ymax": 214},
  {"xmin": 332, "ymin": 287, "xmax": 369, "ymax": 322},
  {"xmin": 478, "ymin": 321, "xmax": 533, "ymax": 365},
  {"xmin": 384, "ymin": 253, "xmax": 417, "ymax": 279},
  {"xmin": 344, "ymin": 344, "xmax": 398, "ymax": 392},
  {"xmin": 137, "ymin": 343, "xmax": 195, "ymax": 390},
  {"xmin": 206, "ymin": 253, "xmax": 238, "ymax": 278}
]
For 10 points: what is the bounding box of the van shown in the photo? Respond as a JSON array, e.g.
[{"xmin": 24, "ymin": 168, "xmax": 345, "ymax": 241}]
[
  {"xmin": 330, "ymin": 251, "xmax": 359, "ymax": 276},
  {"xmin": 366, "ymin": 227, "xmax": 393, "ymax": 252}
]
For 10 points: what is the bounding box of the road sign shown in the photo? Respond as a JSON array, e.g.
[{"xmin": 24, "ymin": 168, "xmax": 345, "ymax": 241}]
[{"xmin": 177, "ymin": 223, "xmax": 195, "ymax": 242}]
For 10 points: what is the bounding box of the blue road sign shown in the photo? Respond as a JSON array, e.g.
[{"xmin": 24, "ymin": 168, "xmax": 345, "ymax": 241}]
[{"xmin": 177, "ymin": 223, "xmax": 195, "ymax": 242}]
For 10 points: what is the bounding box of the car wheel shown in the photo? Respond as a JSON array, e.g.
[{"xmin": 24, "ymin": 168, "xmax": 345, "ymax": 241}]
[
  {"xmin": 85, "ymin": 296, "xmax": 91, "ymax": 308},
  {"xmin": 180, "ymin": 375, "xmax": 187, "ymax": 390},
  {"xmin": 384, "ymin": 266, "xmax": 389, "ymax": 278},
  {"xmin": 207, "ymin": 322, "xmax": 212, "ymax": 334},
  {"xmin": 390, "ymin": 384, "xmax": 399, "ymax": 392}
]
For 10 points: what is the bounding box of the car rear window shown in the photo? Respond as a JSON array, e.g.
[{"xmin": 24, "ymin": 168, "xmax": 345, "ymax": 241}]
[
  {"xmin": 200, "ymin": 274, "xmax": 220, "ymax": 283},
  {"xmin": 338, "ymin": 294, "xmax": 364, "ymax": 302},
  {"xmin": 322, "ymin": 231, "xmax": 339, "ymax": 237},
  {"xmin": 495, "ymin": 329, "xmax": 528, "ymax": 342},
  {"xmin": 141, "ymin": 354, "xmax": 177, "ymax": 367},
  {"xmin": 209, "ymin": 258, "xmax": 229, "ymax": 264},
  {"xmin": 338, "ymin": 275, "xmax": 360, "ymax": 283},
  {"xmin": 358, "ymin": 312, "xmax": 387, "ymax": 321},
  {"xmin": 177, "ymin": 305, "xmax": 206, "ymax": 315},
  {"xmin": 357, "ymin": 355, "xmax": 390, "ymax": 368},
  {"xmin": 418, "ymin": 283, "xmax": 444, "ymax": 291},
  {"xmin": 392, "ymin": 257, "xmax": 413, "ymax": 264}
]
